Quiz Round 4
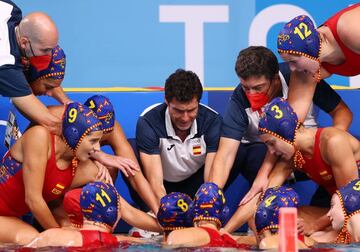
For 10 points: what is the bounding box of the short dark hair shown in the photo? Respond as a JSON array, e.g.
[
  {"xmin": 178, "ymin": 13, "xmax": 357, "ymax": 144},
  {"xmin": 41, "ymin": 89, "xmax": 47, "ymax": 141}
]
[
  {"xmin": 235, "ymin": 46, "xmax": 279, "ymax": 80},
  {"xmin": 165, "ymin": 69, "xmax": 203, "ymax": 103}
]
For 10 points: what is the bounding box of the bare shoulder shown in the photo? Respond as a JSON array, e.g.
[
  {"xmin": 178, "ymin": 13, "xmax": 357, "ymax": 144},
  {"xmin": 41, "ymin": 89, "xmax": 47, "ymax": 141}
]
[
  {"xmin": 321, "ymin": 127, "xmax": 348, "ymax": 145},
  {"xmin": 321, "ymin": 127, "xmax": 358, "ymax": 148},
  {"xmin": 24, "ymin": 125, "xmax": 50, "ymax": 138},
  {"xmin": 25, "ymin": 125, "xmax": 52, "ymax": 147},
  {"xmin": 258, "ymin": 235, "xmax": 279, "ymax": 250},
  {"xmin": 30, "ymin": 228, "xmax": 82, "ymax": 247},
  {"xmin": 48, "ymin": 105, "xmax": 66, "ymax": 119},
  {"xmin": 336, "ymin": 6, "xmax": 360, "ymax": 53},
  {"xmin": 166, "ymin": 227, "xmax": 209, "ymax": 246}
]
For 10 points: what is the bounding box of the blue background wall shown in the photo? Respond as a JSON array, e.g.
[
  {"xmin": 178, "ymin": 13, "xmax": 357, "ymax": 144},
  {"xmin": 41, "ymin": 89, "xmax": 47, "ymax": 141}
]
[{"xmin": 16, "ymin": 1, "xmax": 360, "ymax": 88}]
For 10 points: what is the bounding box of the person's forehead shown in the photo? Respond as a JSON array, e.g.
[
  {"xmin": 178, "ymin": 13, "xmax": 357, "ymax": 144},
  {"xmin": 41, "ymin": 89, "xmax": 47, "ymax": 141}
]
[
  {"xmin": 169, "ymin": 98, "xmax": 198, "ymax": 109},
  {"xmin": 262, "ymin": 134, "xmax": 279, "ymax": 143},
  {"xmin": 240, "ymin": 76, "xmax": 269, "ymax": 87},
  {"xmin": 280, "ymin": 53, "xmax": 301, "ymax": 60},
  {"xmin": 43, "ymin": 78, "xmax": 62, "ymax": 86}
]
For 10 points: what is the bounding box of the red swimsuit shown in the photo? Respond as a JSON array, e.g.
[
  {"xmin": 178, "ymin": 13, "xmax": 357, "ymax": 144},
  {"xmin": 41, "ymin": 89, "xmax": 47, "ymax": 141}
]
[
  {"xmin": 199, "ymin": 226, "xmax": 250, "ymax": 248},
  {"xmin": 322, "ymin": 3, "xmax": 360, "ymax": 76},
  {"xmin": 0, "ymin": 134, "xmax": 74, "ymax": 216},
  {"xmin": 300, "ymin": 129, "xmax": 337, "ymax": 194},
  {"xmin": 80, "ymin": 230, "xmax": 119, "ymax": 247},
  {"xmin": 299, "ymin": 128, "xmax": 360, "ymax": 194}
]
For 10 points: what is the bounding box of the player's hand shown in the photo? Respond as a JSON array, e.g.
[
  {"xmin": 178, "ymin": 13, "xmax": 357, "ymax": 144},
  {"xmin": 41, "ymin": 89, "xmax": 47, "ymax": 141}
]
[
  {"xmin": 94, "ymin": 160, "xmax": 113, "ymax": 185},
  {"xmin": 239, "ymin": 174, "xmax": 268, "ymax": 206},
  {"xmin": 297, "ymin": 217, "xmax": 315, "ymax": 236},
  {"xmin": 91, "ymin": 151, "xmax": 140, "ymax": 177}
]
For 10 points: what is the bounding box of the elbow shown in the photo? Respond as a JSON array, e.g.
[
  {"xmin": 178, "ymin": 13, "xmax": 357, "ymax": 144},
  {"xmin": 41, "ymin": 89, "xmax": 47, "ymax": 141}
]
[{"xmin": 25, "ymin": 194, "xmax": 41, "ymax": 212}]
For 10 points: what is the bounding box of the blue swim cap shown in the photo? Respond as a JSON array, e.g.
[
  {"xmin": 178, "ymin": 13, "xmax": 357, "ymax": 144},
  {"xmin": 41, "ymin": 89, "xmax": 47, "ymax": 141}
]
[
  {"xmin": 84, "ymin": 95, "xmax": 115, "ymax": 133},
  {"xmin": 337, "ymin": 179, "xmax": 360, "ymax": 217},
  {"xmin": 259, "ymin": 97, "xmax": 299, "ymax": 144},
  {"xmin": 277, "ymin": 15, "xmax": 321, "ymax": 61},
  {"xmin": 80, "ymin": 182, "xmax": 120, "ymax": 230},
  {"xmin": 62, "ymin": 102, "xmax": 102, "ymax": 151},
  {"xmin": 335, "ymin": 179, "xmax": 360, "ymax": 243},
  {"xmin": 192, "ymin": 182, "xmax": 229, "ymax": 229},
  {"xmin": 157, "ymin": 192, "xmax": 193, "ymax": 231},
  {"xmin": 27, "ymin": 45, "xmax": 66, "ymax": 83},
  {"xmin": 255, "ymin": 186, "xmax": 299, "ymax": 235}
]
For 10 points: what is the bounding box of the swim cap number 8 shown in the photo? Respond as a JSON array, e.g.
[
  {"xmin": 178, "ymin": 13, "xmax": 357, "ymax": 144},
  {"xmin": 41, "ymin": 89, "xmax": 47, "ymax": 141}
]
[{"xmin": 177, "ymin": 199, "xmax": 189, "ymax": 212}]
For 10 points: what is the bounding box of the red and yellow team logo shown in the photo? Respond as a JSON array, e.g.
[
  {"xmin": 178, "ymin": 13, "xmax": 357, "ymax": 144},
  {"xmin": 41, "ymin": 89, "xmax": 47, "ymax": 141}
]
[
  {"xmin": 320, "ymin": 171, "xmax": 332, "ymax": 181},
  {"xmin": 192, "ymin": 145, "xmax": 201, "ymax": 155},
  {"xmin": 52, "ymin": 183, "xmax": 65, "ymax": 195}
]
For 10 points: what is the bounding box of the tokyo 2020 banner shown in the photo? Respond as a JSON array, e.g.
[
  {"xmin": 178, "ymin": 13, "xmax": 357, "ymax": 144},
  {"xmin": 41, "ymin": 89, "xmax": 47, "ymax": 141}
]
[{"xmin": 18, "ymin": 0, "xmax": 359, "ymax": 88}]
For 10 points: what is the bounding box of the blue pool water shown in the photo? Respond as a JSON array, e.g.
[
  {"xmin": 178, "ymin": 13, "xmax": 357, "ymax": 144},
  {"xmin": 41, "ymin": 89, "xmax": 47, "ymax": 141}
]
[{"xmin": 2, "ymin": 241, "xmax": 360, "ymax": 252}]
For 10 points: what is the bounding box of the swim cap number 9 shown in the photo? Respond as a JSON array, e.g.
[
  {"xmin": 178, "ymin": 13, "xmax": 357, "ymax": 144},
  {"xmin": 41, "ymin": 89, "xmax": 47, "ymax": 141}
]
[{"xmin": 68, "ymin": 108, "xmax": 78, "ymax": 123}]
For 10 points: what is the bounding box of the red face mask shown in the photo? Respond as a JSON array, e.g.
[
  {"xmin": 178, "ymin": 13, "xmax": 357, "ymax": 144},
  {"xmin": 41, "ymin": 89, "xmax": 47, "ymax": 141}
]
[
  {"xmin": 245, "ymin": 92, "xmax": 269, "ymax": 112},
  {"xmin": 29, "ymin": 55, "xmax": 52, "ymax": 71}
]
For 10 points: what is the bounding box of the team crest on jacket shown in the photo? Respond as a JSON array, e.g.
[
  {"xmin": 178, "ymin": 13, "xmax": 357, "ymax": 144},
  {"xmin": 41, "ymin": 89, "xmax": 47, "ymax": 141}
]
[{"xmin": 192, "ymin": 145, "xmax": 201, "ymax": 155}]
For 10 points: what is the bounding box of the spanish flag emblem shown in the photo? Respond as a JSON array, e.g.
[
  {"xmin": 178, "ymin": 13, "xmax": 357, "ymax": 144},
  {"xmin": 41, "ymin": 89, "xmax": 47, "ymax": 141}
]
[
  {"xmin": 193, "ymin": 145, "xmax": 201, "ymax": 155},
  {"xmin": 52, "ymin": 183, "xmax": 65, "ymax": 195},
  {"xmin": 320, "ymin": 171, "xmax": 332, "ymax": 181}
]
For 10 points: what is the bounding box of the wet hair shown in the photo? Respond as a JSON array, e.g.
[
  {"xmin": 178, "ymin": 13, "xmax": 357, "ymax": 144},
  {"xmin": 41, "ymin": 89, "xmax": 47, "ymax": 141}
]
[
  {"xmin": 235, "ymin": 46, "xmax": 279, "ymax": 80},
  {"xmin": 164, "ymin": 69, "xmax": 203, "ymax": 103}
]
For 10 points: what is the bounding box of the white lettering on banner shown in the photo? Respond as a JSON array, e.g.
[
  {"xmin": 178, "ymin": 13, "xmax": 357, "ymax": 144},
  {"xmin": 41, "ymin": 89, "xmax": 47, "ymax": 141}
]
[
  {"xmin": 349, "ymin": 75, "xmax": 360, "ymax": 88},
  {"xmin": 249, "ymin": 4, "xmax": 360, "ymax": 87},
  {"xmin": 159, "ymin": 5, "xmax": 229, "ymax": 85},
  {"xmin": 0, "ymin": 1, "xmax": 15, "ymax": 67},
  {"xmin": 249, "ymin": 4, "xmax": 313, "ymax": 46}
]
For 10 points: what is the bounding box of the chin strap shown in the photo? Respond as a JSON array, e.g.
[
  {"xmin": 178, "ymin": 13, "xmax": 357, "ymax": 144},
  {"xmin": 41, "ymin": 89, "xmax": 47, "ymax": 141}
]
[
  {"xmin": 71, "ymin": 156, "xmax": 78, "ymax": 177},
  {"xmin": 335, "ymin": 194, "xmax": 360, "ymax": 244},
  {"xmin": 293, "ymin": 149, "xmax": 305, "ymax": 169}
]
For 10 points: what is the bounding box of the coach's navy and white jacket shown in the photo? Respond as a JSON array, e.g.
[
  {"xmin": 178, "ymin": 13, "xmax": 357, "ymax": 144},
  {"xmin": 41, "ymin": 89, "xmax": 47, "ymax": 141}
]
[
  {"xmin": 222, "ymin": 62, "xmax": 341, "ymax": 143},
  {"xmin": 136, "ymin": 103, "xmax": 222, "ymax": 182},
  {"xmin": 0, "ymin": 0, "xmax": 31, "ymax": 97}
]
